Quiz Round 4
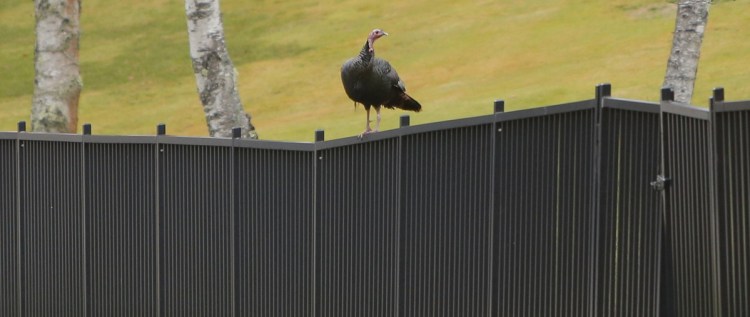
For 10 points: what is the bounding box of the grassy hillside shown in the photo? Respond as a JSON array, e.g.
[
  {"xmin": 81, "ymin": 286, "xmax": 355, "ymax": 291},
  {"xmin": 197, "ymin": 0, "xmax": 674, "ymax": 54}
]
[{"xmin": 1, "ymin": 0, "xmax": 749, "ymax": 141}]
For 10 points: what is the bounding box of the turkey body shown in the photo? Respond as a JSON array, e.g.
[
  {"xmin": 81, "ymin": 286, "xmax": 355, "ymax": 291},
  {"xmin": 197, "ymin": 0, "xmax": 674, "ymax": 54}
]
[{"xmin": 341, "ymin": 29, "xmax": 421, "ymax": 134}]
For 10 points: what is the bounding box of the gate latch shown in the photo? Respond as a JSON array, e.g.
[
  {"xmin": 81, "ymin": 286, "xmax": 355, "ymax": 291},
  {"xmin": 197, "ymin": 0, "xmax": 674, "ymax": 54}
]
[{"xmin": 650, "ymin": 175, "xmax": 671, "ymax": 191}]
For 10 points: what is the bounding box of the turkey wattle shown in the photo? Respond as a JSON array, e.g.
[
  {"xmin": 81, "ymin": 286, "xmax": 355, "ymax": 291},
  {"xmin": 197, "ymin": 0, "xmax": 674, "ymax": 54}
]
[{"xmin": 341, "ymin": 29, "xmax": 421, "ymax": 135}]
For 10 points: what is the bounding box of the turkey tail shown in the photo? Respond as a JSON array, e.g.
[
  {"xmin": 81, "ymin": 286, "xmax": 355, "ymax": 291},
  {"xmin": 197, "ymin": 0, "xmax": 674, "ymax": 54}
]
[{"xmin": 387, "ymin": 90, "xmax": 422, "ymax": 112}]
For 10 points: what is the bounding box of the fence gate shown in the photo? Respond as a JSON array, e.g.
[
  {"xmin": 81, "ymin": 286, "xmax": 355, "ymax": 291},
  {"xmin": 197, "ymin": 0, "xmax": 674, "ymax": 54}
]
[{"xmin": 657, "ymin": 87, "xmax": 750, "ymax": 317}]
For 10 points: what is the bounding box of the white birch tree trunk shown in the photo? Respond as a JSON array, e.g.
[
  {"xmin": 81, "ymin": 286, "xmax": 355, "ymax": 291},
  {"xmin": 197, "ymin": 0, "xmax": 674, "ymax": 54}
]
[
  {"xmin": 32, "ymin": 0, "xmax": 82, "ymax": 133},
  {"xmin": 185, "ymin": 0, "xmax": 258, "ymax": 139},
  {"xmin": 663, "ymin": 0, "xmax": 710, "ymax": 104}
]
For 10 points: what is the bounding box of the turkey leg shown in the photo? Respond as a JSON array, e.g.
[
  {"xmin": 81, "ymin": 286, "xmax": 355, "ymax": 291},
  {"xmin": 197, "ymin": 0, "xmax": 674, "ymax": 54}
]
[
  {"xmin": 374, "ymin": 106, "xmax": 381, "ymax": 132},
  {"xmin": 362, "ymin": 106, "xmax": 373, "ymax": 135}
]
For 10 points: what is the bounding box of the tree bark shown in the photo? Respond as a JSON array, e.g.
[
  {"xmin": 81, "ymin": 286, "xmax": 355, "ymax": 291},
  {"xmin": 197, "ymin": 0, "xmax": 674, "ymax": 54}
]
[
  {"xmin": 185, "ymin": 0, "xmax": 258, "ymax": 139},
  {"xmin": 32, "ymin": 0, "xmax": 82, "ymax": 133},
  {"xmin": 663, "ymin": 0, "xmax": 710, "ymax": 104}
]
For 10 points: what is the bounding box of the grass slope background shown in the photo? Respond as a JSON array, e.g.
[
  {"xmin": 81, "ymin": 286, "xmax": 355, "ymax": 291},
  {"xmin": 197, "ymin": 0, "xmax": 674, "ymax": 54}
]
[{"xmin": 1, "ymin": 0, "xmax": 748, "ymax": 141}]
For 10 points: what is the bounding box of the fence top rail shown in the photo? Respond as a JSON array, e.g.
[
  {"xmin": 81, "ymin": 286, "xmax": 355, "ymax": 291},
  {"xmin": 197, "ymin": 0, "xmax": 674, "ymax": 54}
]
[
  {"xmin": 0, "ymin": 132, "xmax": 16, "ymax": 140},
  {"xmin": 315, "ymin": 114, "xmax": 496, "ymax": 150},
  {"xmin": 235, "ymin": 139, "xmax": 315, "ymax": 152},
  {"xmin": 494, "ymin": 99, "xmax": 595, "ymax": 122},
  {"xmin": 16, "ymin": 132, "xmax": 83, "ymax": 143},
  {"xmin": 603, "ymin": 97, "xmax": 660, "ymax": 113},
  {"xmin": 83, "ymin": 135, "xmax": 156, "ymax": 144},
  {"xmin": 714, "ymin": 99, "xmax": 750, "ymax": 113},
  {"xmin": 661, "ymin": 100, "xmax": 710, "ymax": 120},
  {"xmin": 156, "ymin": 135, "xmax": 233, "ymax": 147}
]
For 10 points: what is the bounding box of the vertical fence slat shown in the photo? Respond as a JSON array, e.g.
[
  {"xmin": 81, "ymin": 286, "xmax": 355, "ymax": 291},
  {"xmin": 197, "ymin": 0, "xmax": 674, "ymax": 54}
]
[
  {"xmin": 158, "ymin": 143, "xmax": 233, "ymax": 316},
  {"xmin": 714, "ymin": 100, "xmax": 750, "ymax": 317},
  {"xmin": 597, "ymin": 100, "xmax": 661, "ymax": 317},
  {"xmin": 495, "ymin": 103, "xmax": 596, "ymax": 317},
  {"xmin": 0, "ymin": 135, "xmax": 18, "ymax": 316},
  {"xmin": 19, "ymin": 138, "xmax": 86, "ymax": 316},
  {"xmin": 235, "ymin": 147, "xmax": 315, "ymax": 316},
  {"xmin": 401, "ymin": 124, "xmax": 494, "ymax": 317},
  {"xmin": 318, "ymin": 138, "xmax": 400, "ymax": 317},
  {"xmin": 661, "ymin": 102, "xmax": 721, "ymax": 317},
  {"xmin": 84, "ymin": 142, "xmax": 158, "ymax": 316}
]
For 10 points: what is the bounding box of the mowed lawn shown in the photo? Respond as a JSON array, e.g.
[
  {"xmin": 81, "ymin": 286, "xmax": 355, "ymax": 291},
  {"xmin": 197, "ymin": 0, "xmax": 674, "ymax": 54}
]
[{"xmin": 1, "ymin": 0, "xmax": 749, "ymax": 141}]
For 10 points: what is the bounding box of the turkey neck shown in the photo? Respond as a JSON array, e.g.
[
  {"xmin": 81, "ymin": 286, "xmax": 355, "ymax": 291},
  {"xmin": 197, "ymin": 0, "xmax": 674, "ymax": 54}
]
[{"xmin": 357, "ymin": 41, "xmax": 374, "ymax": 65}]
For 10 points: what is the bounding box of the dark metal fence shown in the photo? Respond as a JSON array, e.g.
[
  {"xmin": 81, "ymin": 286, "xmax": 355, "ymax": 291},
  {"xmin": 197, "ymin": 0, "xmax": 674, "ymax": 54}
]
[
  {"xmin": 712, "ymin": 96, "xmax": 750, "ymax": 317},
  {"xmin": 1, "ymin": 85, "xmax": 749, "ymax": 316}
]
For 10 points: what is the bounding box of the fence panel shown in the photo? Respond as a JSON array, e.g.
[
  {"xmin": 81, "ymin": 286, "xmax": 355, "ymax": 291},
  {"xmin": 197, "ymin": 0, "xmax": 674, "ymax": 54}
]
[
  {"xmin": 5, "ymin": 92, "xmax": 749, "ymax": 316},
  {"xmin": 158, "ymin": 141, "xmax": 234, "ymax": 316},
  {"xmin": 713, "ymin": 100, "xmax": 750, "ymax": 317},
  {"xmin": 19, "ymin": 137, "xmax": 86, "ymax": 316},
  {"xmin": 84, "ymin": 140, "xmax": 158, "ymax": 316},
  {"xmin": 235, "ymin": 146, "xmax": 316, "ymax": 317},
  {"xmin": 494, "ymin": 103, "xmax": 596, "ymax": 316},
  {"xmin": 661, "ymin": 103, "xmax": 720, "ymax": 317},
  {"xmin": 401, "ymin": 123, "xmax": 494, "ymax": 316},
  {"xmin": 317, "ymin": 138, "xmax": 401, "ymax": 317},
  {"xmin": 597, "ymin": 100, "xmax": 661, "ymax": 317},
  {"xmin": 0, "ymin": 135, "xmax": 18, "ymax": 316}
]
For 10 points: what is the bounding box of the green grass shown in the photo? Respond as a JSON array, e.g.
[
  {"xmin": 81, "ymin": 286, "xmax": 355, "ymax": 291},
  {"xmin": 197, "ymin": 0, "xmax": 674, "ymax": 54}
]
[{"xmin": 2, "ymin": 0, "xmax": 749, "ymax": 141}]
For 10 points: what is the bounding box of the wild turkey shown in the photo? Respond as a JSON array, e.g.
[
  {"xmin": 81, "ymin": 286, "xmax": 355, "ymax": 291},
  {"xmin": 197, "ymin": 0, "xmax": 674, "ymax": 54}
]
[{"xmin": 341, "ymin": 29, "xmax": 421, "ymax": 135}]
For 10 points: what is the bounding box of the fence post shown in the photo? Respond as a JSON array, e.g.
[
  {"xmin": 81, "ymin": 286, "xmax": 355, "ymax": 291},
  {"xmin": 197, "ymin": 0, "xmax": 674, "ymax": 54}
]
[
  {"xmin": 154, "ymin": 123, "xmax": 164, "ymax": 317},
  {"xmin": 80, "ymin": 123, "xmax": 90, "ymax": 314},
  {"xmin": 707, "ymin": 87, "xmax": 724, "ymax": 316},
  {"xmin": 658, "ymin": 86, "xmax": 676, "ymax": 317},
  {"xmin": 589, "ymin": 83, "xmax": 610, "ymax": 317},
  {"xmin": 15, "ymin": 121, "xmax": 24, "ymax": 316},
  {"xmin": 230, "ymin": 127, "xmax": 239, "ymax": 316},
  {"xmin": 312, "ymin": 129, "xmax": 323, "ymax": 317},
  {"xmin": 397, "ymin": 116, "xmax": 406, "ymax": 317},
  {"xmin": 489, "ymin": 98, "xmax": 504, "ymax": 316}
]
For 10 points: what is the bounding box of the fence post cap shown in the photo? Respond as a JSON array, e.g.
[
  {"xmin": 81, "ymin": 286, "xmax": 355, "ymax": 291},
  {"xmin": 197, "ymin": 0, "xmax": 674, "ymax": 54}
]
[
  {"xmin": 82, "ymin": 123, "xmax": 92, "ymax": 135},
  {"xmin": 157, "ymin": 123, "xmax": 166, "ymax": 136},
  {"xmin": 17, "ymin": 121, "xmax": 26, "ymax": 132},
  {"xmin": 493, "ymin": 100, "xmax": 505, "ymax": 113},
  {"xmin": 661, "ymin": 87, "xmax": 675, "ymax": 101},
  {"xmin": 400, "ymin": 115, "xmax": 410, "ymax": 127},
  {"xmin": 597, "ymin": 83, "xmax": 612, "ymax": 98},
  {"xmin": 314, "ymin": 129, "xmax": 325, "ymax": 142},
  {"xmin": 712, "ymin": 87, "xmax": 724, "ymax": 102}
]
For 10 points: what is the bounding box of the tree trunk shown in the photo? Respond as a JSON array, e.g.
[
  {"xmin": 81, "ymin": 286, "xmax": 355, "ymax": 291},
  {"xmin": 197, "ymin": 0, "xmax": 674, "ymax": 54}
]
[
  {"xmin": 185, "ymin": 0, "xmax": 258, "ymax": 139},
  {"xmin": 32, "ymin": 0, "xmax": 82, "ymax": 133},
  {"xmin": 663, "ymin": 0, "xmax": 710, "ymax": 104}
]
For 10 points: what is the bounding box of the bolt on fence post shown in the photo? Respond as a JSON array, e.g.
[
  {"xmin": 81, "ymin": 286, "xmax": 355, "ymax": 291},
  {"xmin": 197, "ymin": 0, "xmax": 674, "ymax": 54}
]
[
  {"xmin": 400, "ymin": 115, "xmax": 410, "ymax": 128},
  {"xmin": 17, "ymin": 121, "xmax": 26, "ymax": 132},
  {"xmin": 494, "ymin": 100, "xmax": 505, "ymax": 113},
  {"xmin": 157, "ymin": 123, "xmax": 166, "ymax": 136},
  {"xmin": 315, "ymin": 129, "xmax": 325, "ymax": 142},
  {"xmin": 82, "ymin": 123, "xmax": 92, "ymax": 135}
]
